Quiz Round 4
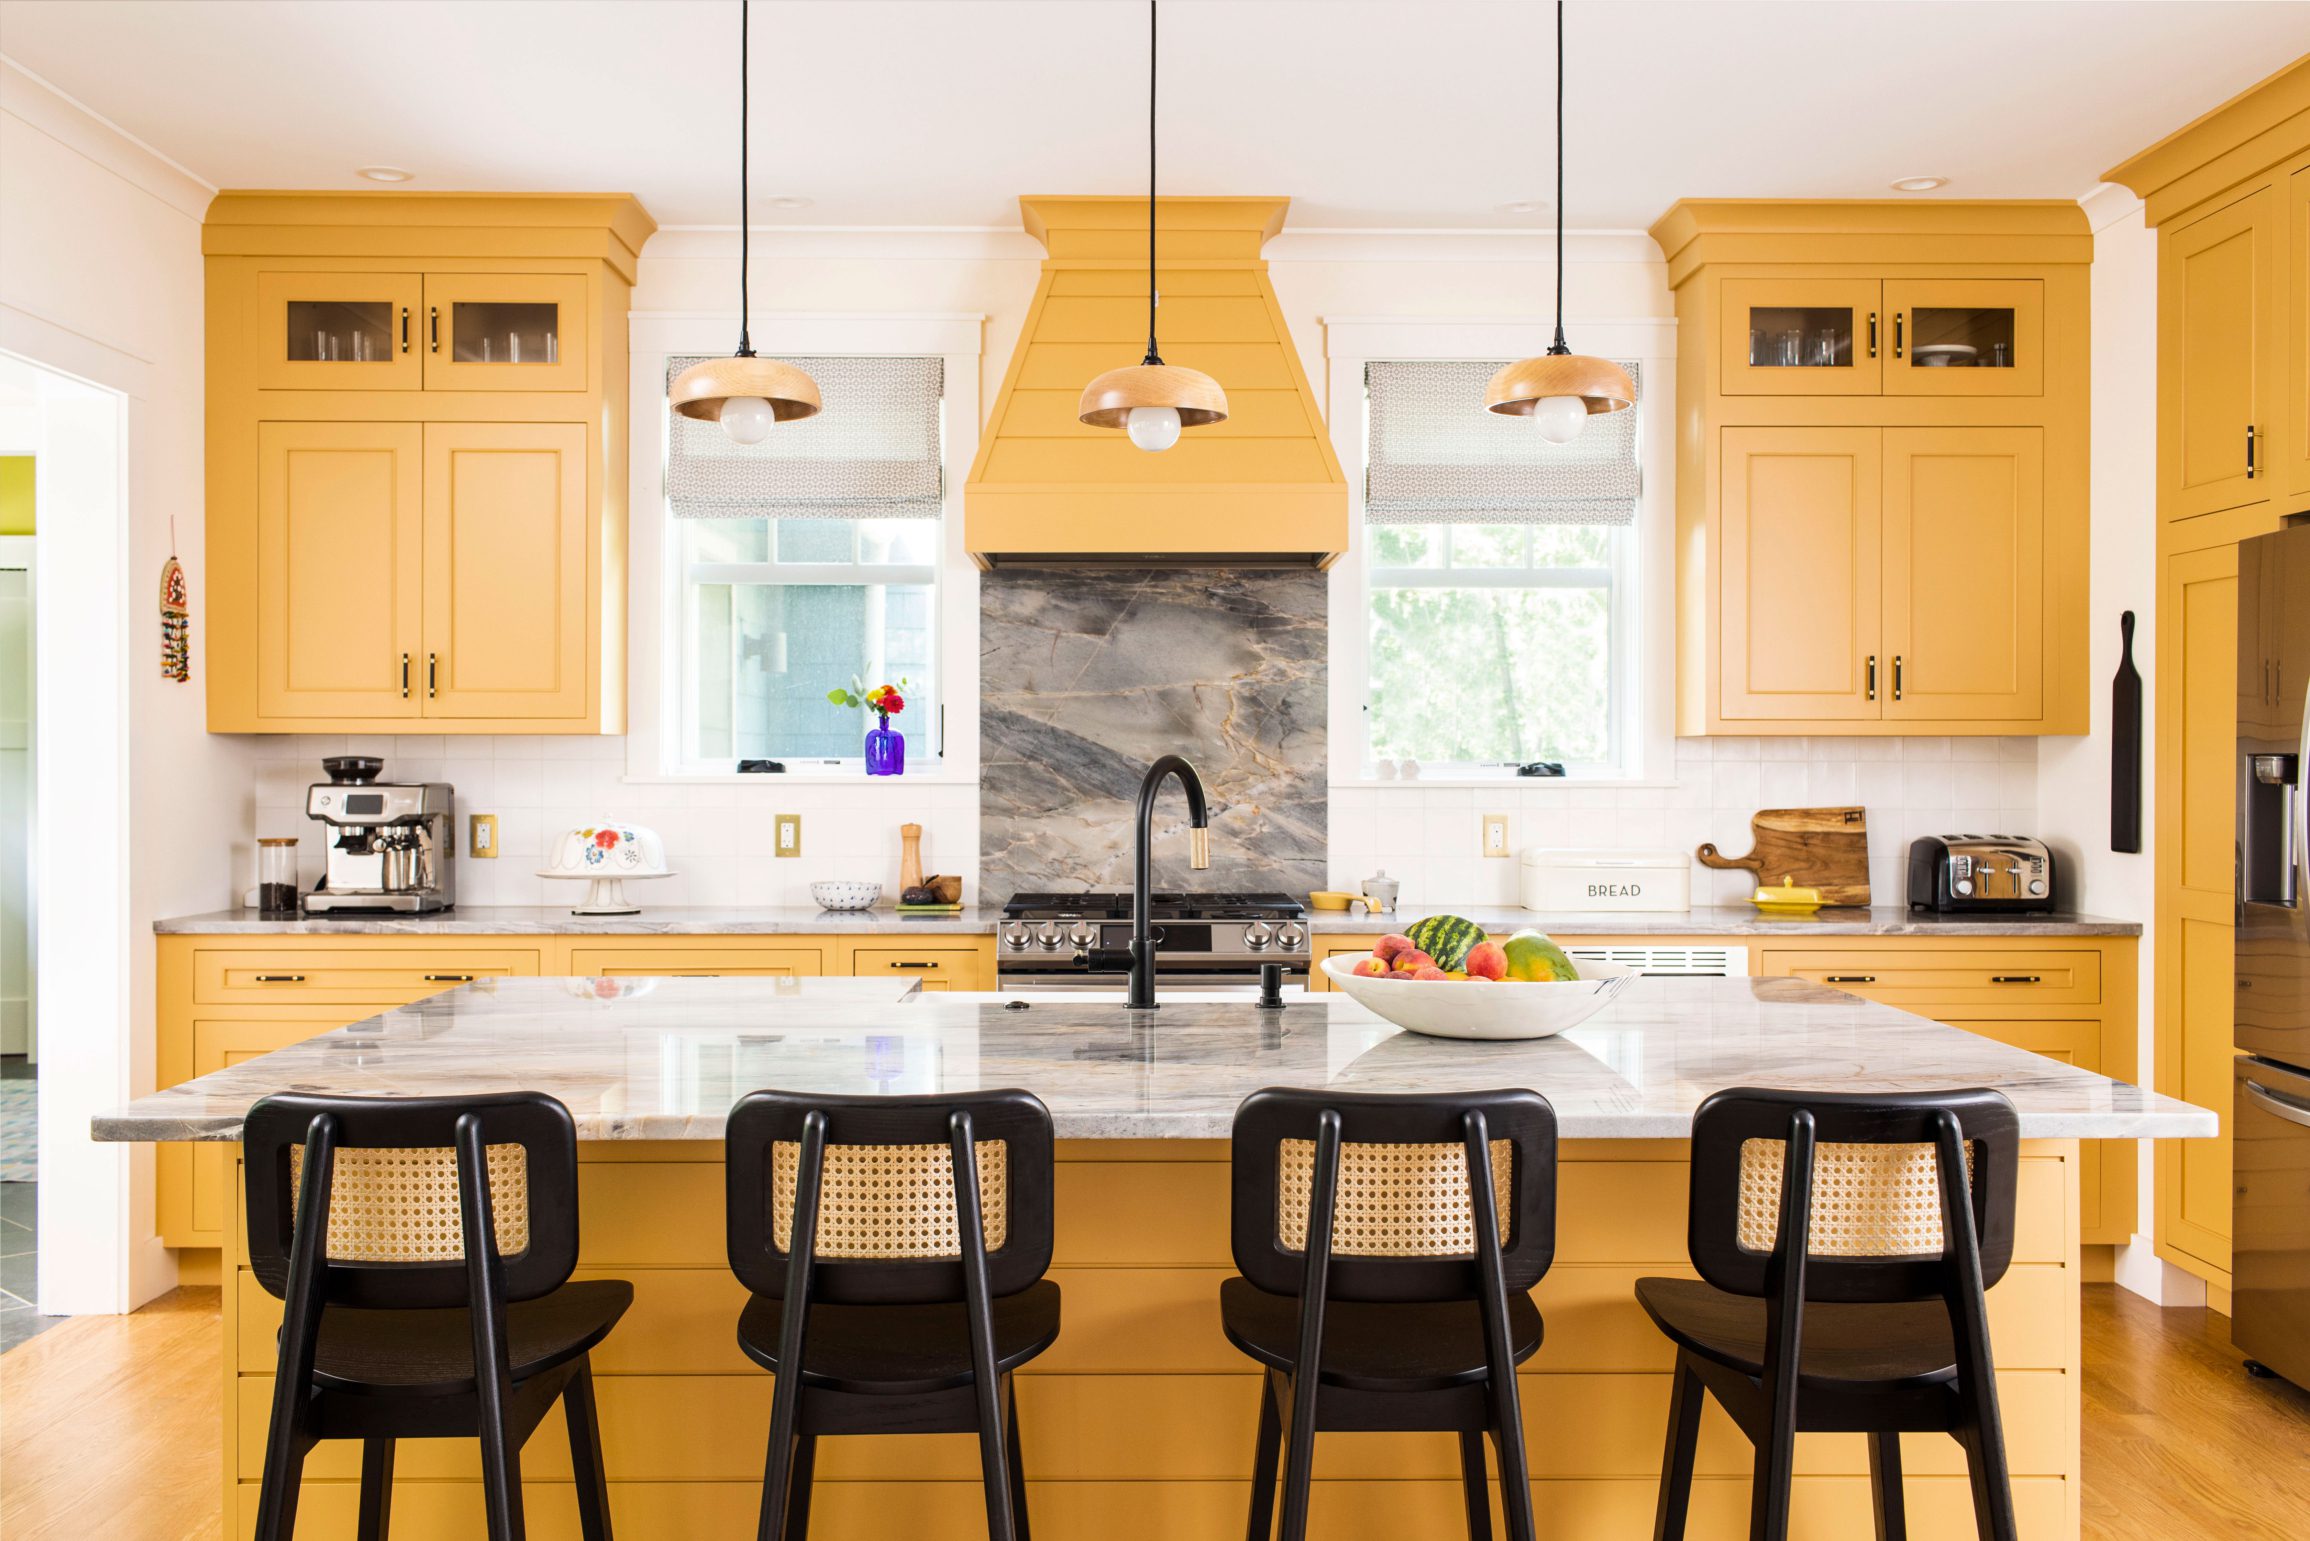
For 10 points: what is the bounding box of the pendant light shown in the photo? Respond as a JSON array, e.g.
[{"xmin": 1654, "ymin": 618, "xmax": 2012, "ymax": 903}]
[
  {"xmin": 1078, "ymin": 0, "xmax": 1226, "ymax": 452},
  {"xmin": 1484, "ymin": 0, "xmax": 1634, "ymax": 441},
  {"xmin": 669, "ymin": 0, "xmax": 820, "ymax": 444}
]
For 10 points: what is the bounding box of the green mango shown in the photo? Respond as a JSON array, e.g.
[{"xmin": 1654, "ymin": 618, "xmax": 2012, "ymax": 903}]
[{"xmin": 1501, "ymin": 929, "xmax": 1580, "ymax": 983}]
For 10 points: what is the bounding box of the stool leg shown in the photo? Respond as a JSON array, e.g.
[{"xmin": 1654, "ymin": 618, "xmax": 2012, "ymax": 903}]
[
  {"xmin": 1868, "ymin": 1431, "xmax": 1907, "ymax": 1541},
  {"xmin": 1245, "ymin": 1371, "xmax": 1281, "ymax": 1541},
  {"xmin": 1653, "ymin": 1357, "xmax": 1703, "ymax": 1541},
  {"xmin": 1005, "ymin": 1382, "xmax": 1032, "ymax": 1541},
  {"xmin": 1747, "ymin": 1403, "xmax": 1795, "ymax": 1541},
  {"xmin": 1276, "ymin": 1370, "xmax": 1320, "ymax": 1541},
  {"xmin": 780, "ymin": 1434, "xmax": 816, "ymax": 1541},
  {"xmin": 1457, "ymin": 1429, "xmax": 1493, "ymax": 1541},
  {"xmin": 1490, "ymin": 1391, "xmax": 1536, "ymax": 1541},
  {"xmin": 1959, "ymin": 1419, "xmax": 2018, "ymax": 1541},
  {"xmin": 564, "ymin": 1360, "xmax": 615, "ymax": 1541},
  {"xmin": 251, "ymin": 1389, "xmax": 315, "ymax": 1541},
  {"xmin": 476, "ymin": 1399, "xmax": 526, "ymax": 1541},
  {"xmin": 355, "ymin": 1437, "xmax": 395, "ymax": 1541},
  {"xmin": 758, "ymin": 1393, "xmax": 804, "ymax": 1541}
]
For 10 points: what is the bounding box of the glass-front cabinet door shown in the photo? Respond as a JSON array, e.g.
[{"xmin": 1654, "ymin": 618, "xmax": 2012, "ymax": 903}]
[
  {"xmin": 420, "ymin": 274, "xmax": 589, "ymax": 391},
  {"xmin": 1883, "ymin": 279, "xmax": 2043, "ymax": 397},
  {"xmin": 1718, "ymin": 279, "xmax": 1884, "ymax": 396},
  {"xmin": 253, "ymin": 272, "xmax": 423, "ymax": 390}
]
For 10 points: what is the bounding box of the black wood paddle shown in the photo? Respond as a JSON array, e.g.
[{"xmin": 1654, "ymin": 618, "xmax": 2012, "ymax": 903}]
[{"xmin": 2112, "ymin": 610, "xmax": 2142, "ymax": 853}]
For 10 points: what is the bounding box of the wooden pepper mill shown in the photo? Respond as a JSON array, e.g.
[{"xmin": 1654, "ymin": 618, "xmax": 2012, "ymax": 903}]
[{"xmin": 898, "ymin": 823, "xmax": 925, "ymax": 895}]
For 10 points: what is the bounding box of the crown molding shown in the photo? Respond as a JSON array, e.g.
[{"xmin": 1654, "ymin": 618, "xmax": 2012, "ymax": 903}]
[{"xmin": 0, "ymin": 54, "xmax": 213, "ymax": 221}]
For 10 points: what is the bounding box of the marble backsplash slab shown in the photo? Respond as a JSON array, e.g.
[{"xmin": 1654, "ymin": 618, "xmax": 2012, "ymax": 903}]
[{"xmin": 980, "ymin": 567, "xmax": 1326, "ymax": 898}]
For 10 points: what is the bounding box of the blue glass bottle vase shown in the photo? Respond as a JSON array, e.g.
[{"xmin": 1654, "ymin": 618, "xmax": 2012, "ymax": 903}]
[{"xmin": 865, "ymin": 714, "xmax": 905, "ymax": 777}]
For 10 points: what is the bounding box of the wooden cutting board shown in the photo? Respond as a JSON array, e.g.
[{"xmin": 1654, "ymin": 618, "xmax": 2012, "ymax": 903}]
[{"xmin": 1697, "ymin": 806, "xmax": 1871, "ymax": 907}]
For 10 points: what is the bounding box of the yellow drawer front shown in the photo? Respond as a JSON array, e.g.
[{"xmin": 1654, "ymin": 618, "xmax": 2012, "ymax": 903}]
[
  {"xmin": 848, "ymin": 946, "xmax": 989, "ymax": 992},
  {"xmin": 1773, "ymin": 949, "xmax": 2102, "ymax": 1006},
  {"xmin": 190, "ymin": 948, "xmax": 543, "ymax": 1005},
  {"xmin": 564, "ymin": 945, "xmax": 827, "ymax": 978},
  {"xmin": 161, "ymin": 1016, "xmax": 352, "ymax": 1247}
]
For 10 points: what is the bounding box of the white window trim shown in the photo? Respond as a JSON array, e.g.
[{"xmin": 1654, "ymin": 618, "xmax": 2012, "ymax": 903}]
[
  {"xmin": 1320, "ymin": 315, "xmax": 1677, "ymax": 786},
  {"xmin": 625, "ymin": 311, "xmax": 983, "ymax": 784}
]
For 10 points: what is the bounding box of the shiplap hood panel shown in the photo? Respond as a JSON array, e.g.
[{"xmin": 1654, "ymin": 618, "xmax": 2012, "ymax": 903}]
[{"xmin": 964, "ymin": 196, "xmax": 1349, "ymax": 568}]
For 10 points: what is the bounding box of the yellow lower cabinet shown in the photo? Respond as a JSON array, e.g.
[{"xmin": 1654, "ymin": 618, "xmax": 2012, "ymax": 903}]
[
  {"xmin": 563, "ymin": 942, "xmax": 828, "ymax": 978},
  {"xmin": 843, "ymin": 938, "xmax": 996, "ymax": 992}
]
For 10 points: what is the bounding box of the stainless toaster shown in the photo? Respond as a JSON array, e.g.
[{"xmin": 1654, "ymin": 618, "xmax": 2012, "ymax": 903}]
[{"xmin": 1906, "ymin": 835, "xmax": 2056, "ymax": 915}]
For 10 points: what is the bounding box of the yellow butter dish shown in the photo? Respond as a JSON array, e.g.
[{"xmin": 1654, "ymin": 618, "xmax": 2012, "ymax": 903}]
[
  {"xmin": 1308, "ymin": 890, "xmax": 1361, "ymax": 911},
  {"xmin": 1749, "ymin": 876, "xmax": 1826, "ymax": 917}
]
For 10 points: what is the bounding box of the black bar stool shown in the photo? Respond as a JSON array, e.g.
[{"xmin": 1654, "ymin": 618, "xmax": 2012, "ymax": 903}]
[
  {"xmin": 1220, "ymin": 1087, "xmax": 1559, "ymax": 1541},
  {"xmin": 725, "ymin": 1088, "xmax": 1060, "ymax": 1541},
  {"xmin": 243, "ymin": 1091, "xmax": 632, "ymax": 1541},
  {"xmin": 1637, "ymin": 1087, "xmax": 2022, "ymax": 1541}
]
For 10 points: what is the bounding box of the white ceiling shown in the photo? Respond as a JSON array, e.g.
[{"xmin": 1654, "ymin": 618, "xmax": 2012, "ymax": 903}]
[{"xmin": 3, "ymin": 0, "xmax": 2306, "ymax": 231}]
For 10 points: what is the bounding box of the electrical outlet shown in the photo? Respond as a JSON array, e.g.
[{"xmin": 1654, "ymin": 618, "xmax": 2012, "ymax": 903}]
[
  {"xmin": 468, "ymin": 813, "xmax": 499, "ymax": 859},
  {"xmin": 1482, "ymin": 813, "xmax": 1511, "ymax": 858},
  {"xmin": 775, "ymin": 813, "xmax": 803, "ymax": 857}
]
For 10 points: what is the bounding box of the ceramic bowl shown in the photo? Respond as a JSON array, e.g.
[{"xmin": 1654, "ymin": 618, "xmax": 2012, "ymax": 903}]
[
  {"xmin": 1319, "ymin": 953, "xmax": 1636, "ymax": 1041},
  {"xmin": 810, "ymin": 880, "xmax": 883, "ymax": 912}
]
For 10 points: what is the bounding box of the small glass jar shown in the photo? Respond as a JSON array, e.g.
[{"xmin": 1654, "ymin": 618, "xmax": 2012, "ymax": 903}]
[{"xmin": 257, "ymin": 837, "xmax": 299, "ymax": 917}]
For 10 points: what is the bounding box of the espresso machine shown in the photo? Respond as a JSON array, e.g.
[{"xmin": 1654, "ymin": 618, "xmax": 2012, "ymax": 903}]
[{"xmin": 301, "ymin": 756, "xmax": 456, "ymax": 914}]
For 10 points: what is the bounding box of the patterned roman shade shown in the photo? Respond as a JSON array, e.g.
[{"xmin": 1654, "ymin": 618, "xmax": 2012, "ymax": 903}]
[
  {"xmin": 1364, "ymin": 359, "xmax": 1641, "ymax": 526},
  {"xmin": 666, "ymin": 355, "xmax": 944, "ymax": 519}
]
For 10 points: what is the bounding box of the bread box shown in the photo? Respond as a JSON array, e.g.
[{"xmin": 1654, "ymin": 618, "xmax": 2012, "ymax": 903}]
[{"xmin": 1520, "ymin": 848, "xmax": 1691, "ymax": 912}]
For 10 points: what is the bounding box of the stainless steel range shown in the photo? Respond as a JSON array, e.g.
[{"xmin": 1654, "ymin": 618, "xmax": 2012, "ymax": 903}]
[{"xmin": 998, "ymin": 891, "xmax": 1311, "ymax": 992}]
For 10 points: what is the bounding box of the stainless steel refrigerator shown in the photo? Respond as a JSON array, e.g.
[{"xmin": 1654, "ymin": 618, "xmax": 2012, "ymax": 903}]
[{"xmin": 2234, "ymin": 525, "xmax": 2310, "ymax": 1388}]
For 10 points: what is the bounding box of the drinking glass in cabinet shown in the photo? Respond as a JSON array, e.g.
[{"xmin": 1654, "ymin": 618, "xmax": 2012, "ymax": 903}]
[
  {"xmin": 1745, "ymin": 306, "xmax": 1853, "ymax": 369},
  {"xmin": 1905, "ymin": 306, "xmax": 2017, "ymax": 369},
  {"xmin": 449, "ymin": 300, "xmax": 560, "ymax": 367},
  {"xmin": 286, "ymin": 300, "xmax": 396, "ymax": 364}
]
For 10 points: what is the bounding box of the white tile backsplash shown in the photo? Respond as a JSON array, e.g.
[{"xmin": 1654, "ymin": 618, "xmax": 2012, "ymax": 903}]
[
  {"xmin": 248, "ymin": 735, "xmax": 978, "ymax": 910},
  {"xmin": 1327, "ymin": 736, "xmax": 2039, "ymax": 909}
]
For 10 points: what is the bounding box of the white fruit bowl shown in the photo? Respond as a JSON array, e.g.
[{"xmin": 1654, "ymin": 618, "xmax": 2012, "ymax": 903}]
[{"xmin": 1319, "ymin": 953, "xmax": 1637, "ymax": 1041}]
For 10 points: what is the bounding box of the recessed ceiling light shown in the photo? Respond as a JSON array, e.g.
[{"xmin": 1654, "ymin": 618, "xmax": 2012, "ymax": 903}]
[
  {"xmin": 1890, "ymin": 175, "xmax": 1949, "ymax": 193},
  {"xmin": 1499, "ymin": 199, "xmax": 1550, "ymax": 215},
  {"xmin": 766, "ymin": 195, "xmax": 813, "ymax": 211},
  {"xmin": 357, "ymin": 166, "xmax": 414, "ymax": 183}
]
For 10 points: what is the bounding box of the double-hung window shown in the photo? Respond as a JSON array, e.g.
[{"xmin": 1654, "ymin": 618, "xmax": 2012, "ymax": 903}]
[
  {"xmin": 666, "ymin": 355, "xmax": 944, "ymax": 770},
  {"xmin": 1361, "ymin": 358, "xmax": 1642, "ymax": 776}
]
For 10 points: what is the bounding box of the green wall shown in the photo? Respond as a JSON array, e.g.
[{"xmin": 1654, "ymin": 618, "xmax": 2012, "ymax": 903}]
[{"xmin": 0, "ymin": 457, "xmax": 30, "ymax": 536}]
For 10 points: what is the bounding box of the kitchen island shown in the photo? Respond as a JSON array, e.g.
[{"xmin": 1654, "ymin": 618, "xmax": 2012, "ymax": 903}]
[{"xmin": 99, "ymin": 976, "xmax": 2208, "ymax": 1540}]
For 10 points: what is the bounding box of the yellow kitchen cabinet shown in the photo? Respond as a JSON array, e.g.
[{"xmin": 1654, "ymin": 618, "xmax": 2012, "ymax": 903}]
[
  {"xmin": 251, "ymin": 270, "xmax": 423, "ymax": 391},
  {"xmin": 1882, "ymin": 427, "xmax": 2045, "ymax": 722},
  {"xmin": 1717, "ymin": 427, "xmax": 1883, "ymax": 722},
  {"xmin": 1652, "ymin": 201, "xmax": 2090, "ymax": 737},
  {"xmin": 563, "ymin": 941, "xmax": 829, "ymax": 978},
  {"xmin": 2290, "ymin": 163, "xmax": 2310, "ymax": 499},
  {"xmin": 254, "ymin": 421, "xmax": 423, "ymax": 720},
  {"xmin": 422, "ymin": 422, "xmax": 589, "ymax": 719},
  {"xmin": 205, "ymin": 193, "xmax": 651, "ymax": 733},
  {"xmin": 2159, "ymin": 185, "xmax": 2284, "ymax": 531},
  {"xmin": 156, "ymin": 936, "xmax": 546, "ymax": 1250},
  {"xmin": 843, "ymin": 938, "xmax": 998, "ymax": 992}
]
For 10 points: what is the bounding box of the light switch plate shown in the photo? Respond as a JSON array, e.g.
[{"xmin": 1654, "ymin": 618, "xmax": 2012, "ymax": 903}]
[
  {"xmin": 1482, "ymin": 813, "xmax": 1511, "ymax": 858},
  {"xmin": 775, "ymin": 813, "xmax": 803, "ymax": 857},
  {"xmin": 469, "ymin": 813, "xmax": 498, "ymax": 859}
]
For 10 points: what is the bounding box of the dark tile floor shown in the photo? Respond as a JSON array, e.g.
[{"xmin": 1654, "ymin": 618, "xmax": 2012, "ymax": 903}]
[{"xmin": 0, "ymin": 1055, "xmax": 54, "ymax": 1352}]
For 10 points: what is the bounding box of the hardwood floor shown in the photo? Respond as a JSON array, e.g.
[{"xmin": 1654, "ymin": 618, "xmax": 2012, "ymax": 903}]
[{"xmin": 0, "ymin": 1282, "xmax": 2302, "ymax": 1538}]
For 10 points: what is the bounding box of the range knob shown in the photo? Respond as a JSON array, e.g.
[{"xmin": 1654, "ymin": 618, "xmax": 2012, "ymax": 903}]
[
  {"xmin": 1002, "ymin": 922, "xmax": 1033, "ymax": 951},
  {"xmin": 1274, "ymin": 922, "xmax": 1306, "ymax": 950},
  {"xmin": 1242, "ymin": 922, "xmax": 1273, "ymax": 950},
  {"xmin": 1067, "ymin": 921, "xmax": 1099, "ymax": 948},
  {"xmin": 1035, "ymin": 922, "xmax": 1065, "ymax": 950}
]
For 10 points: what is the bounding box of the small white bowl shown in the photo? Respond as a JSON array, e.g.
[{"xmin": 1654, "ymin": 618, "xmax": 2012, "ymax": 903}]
[
  {"xmin": 1320, "ymin": 953, "xmax": 1636, "ymax": 1041},
  {"xmin": 810, "ymin": 881, "xmax": 883, "ymax": 912}
]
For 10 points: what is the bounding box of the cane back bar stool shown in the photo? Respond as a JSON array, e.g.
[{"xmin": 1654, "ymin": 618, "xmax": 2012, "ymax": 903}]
[
  {"xmin": 1221, "ymin": 1087, "xmax": 1559, "ymax": 1541},
  {"xmin": 725, "ymin": 1088, "xmax": 1061, "ymax": 1541},
  {"xmin": 1636, "ymin": 1087, "xmax": 2023, "ymax": 1541},
  {"xmin": 242, "ymin": 1091, "xmax": 633, "ymax": 1541}
]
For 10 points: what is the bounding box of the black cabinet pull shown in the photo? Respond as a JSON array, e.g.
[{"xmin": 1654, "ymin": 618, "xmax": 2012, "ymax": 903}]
[
  {"xmin": 1867, "ymin": 312, "xmax": 1878, "ymax": 359},
  {"xmin": 1824, "ymin": 974, "xmax": 1876, "ymax": 984},
  {"xmin": 1892, "ymin": 655, "xmax": 1904, "ymax": 702},
  {"xmin": 1893, "ymin": 312, "xmax": 1905, "ymax": 359},
  {"xmin": 428, "ymin": 306, "xmax": 439, "ymax": 353},
  {"xmin": 427, "ymin": 652, "xmax": 438, "ymax": 699},
  {"xmin": 399, "ymin": 306, "xmax": 410, "ymax": 353},
  {"xmin": 400, "ymin": 652, "xmax": 410, "ymax": 699},
  {"xmin": 1866, "ymin": 654, "xmax": 1878, "ymax": 702},
  {"xmin": 254, "ymin": 974, "xmax": 306, "ymax": 984},
  {"xmin": 423, "ymin": 973, "xmax": 475, "ymax": 983},
  {"xmin": 1990, "ymin": 974, "xmax": 2042, "ymax": 985},
  {"xmin": 2247, "ymin": 423, "xmax": 2258, "ymax": 479},
  {"xmin": 889, "ymin": 960, "xmax": 937, "ymax": 969}
]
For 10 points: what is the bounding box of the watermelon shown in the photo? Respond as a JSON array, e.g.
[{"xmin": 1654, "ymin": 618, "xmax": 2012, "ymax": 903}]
[{"xmin": 1403, "ymin": 914, "xmax": 1486, "ymax": 973}]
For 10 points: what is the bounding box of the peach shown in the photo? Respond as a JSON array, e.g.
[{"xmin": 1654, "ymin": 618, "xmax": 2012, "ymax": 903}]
[
  {"xmin": 1372, "ymin": 933, "xmax": 1417, "ymax": 963},
  {"xmin": 1463, "ymin": 941, "xmax": 1508, "ymax": 981},
  {"xmin": 1350, "ymin": 956, "xmax": 1390, "ymax": 978},
  {"xmin": 1411, "ymin": 965, "xmax": 1449, "ymax": 981},
  {"xmin": 1391, "ymin": 949, "xmax": 1435, "ymax": 974}
]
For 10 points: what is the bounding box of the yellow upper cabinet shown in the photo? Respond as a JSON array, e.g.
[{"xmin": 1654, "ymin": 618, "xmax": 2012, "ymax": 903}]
[
  {"xmin": 1653, "ymin": 200, "xmax": 2090, "ymax": 736},
  {"xmin": 204, "ymin": 193, "xmax": 653, "ymax": 733},
  {"xmin": 2160, "ymin": 186, "xmax": 2283, "ymax": 527},
  {"xmin": 2287, "ymin": 166, "xmax": 2310, "ymax": 499}
]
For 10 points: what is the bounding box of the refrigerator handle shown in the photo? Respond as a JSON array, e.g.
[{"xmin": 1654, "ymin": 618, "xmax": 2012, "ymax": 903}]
[
  {"xmin": 2244, "ymin": 1078, "xmax": 2310, "ymax": 1130},
  {"xmin": 2297, "ymin": 671, "xmax": 2310, "ymax": 909}
]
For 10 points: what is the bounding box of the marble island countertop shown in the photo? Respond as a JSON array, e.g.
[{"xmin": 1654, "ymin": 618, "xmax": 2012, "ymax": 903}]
[
  {"xmin": 96, "ymin": 975, "xmax": 2207, "ymax": 1144},
  {"xmin": 153, "ymin": 903, "xmax": 2140, "ymax": 938}
]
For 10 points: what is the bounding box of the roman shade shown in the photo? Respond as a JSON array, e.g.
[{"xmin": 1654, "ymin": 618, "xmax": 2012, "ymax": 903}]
[
  {"xmin": 667, "ymin": 355, "xmax": 943, "ymax": 520},
  {"xmin": 1364, "ymin": 359, "xmax": 1641, "ymax": 526}
]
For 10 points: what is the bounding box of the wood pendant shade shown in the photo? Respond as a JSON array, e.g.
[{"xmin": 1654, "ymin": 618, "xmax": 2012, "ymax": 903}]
[
  {"xmin": 1483, "ymin": 353, "xmax": 1637, "ymax": 417},
  {"xmin": 668, "ymin": 353, "xmax": 823, "ymax": 425},
  {"xmin": 1077, "ymin": 361, "xmax": 1229, "ymax": 429}
]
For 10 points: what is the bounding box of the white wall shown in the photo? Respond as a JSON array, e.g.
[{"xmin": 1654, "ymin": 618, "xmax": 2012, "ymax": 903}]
[{"xmin": 1, "ymin": 59, "xmax": 257, "ymax": 1310}]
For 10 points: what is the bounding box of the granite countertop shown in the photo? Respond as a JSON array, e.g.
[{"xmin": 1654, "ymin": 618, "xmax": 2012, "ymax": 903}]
[
  {"xmin": 95, "ymin": 975, "xmax": 2210, "ymax": 1144},
  {"xmin": 153, "ymin": 903, "xmax": 2140, "ymax": 939}
]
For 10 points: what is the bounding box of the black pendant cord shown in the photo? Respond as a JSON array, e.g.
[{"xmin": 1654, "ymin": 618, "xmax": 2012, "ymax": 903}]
[
  {"xmin": 735, "ymin": 0, "xmax": 756, "ymax": 359},
  {"xmin": 1142, "ymin": 0, "xmax": 1163, "ymax": 368},
  {"xmin": 1547, "ymin": 0, "xmax": 1569, "ymax": 357}
]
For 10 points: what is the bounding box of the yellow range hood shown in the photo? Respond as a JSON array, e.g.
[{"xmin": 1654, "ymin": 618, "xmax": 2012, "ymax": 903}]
[{"xmin": 964, "ymin": 195, "xmax": 1348, "ymax": 568}]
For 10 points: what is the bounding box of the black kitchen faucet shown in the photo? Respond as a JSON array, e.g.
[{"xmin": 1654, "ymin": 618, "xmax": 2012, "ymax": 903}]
[{"xmin": 1075, "ymin": 753, "xmax": 1210, "ymax": 1008}]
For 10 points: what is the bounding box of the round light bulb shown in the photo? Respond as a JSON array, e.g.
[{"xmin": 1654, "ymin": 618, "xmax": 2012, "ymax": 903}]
[
  {"xmin": 1125, "ymin": 404, "xmax": 1183, "ymax": 452},
  {"xmin": 1529, "ymin": 395, "xmax": 1588, "ymax": 444},
  {"xmin": 718, "ymin": 396, "xmax": 776, "ymax": 445}
]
